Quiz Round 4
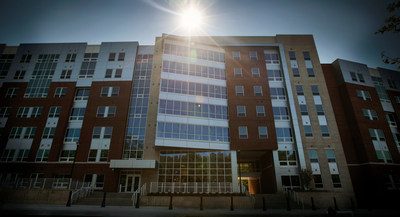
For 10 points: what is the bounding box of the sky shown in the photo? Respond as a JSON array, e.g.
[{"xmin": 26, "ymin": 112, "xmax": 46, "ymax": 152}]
[{"xmin": 0, "ymin": 0, "xmax": 399, "ymax": 70}]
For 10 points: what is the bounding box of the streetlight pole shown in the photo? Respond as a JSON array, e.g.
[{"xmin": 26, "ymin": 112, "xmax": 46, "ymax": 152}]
[
  {"xmin": 237, "ymin": 149, "xmax": 242, "ymax": 195},
  {"xmin": 66, "ymin": 141, "xmax": 79, "ymax": 207}
]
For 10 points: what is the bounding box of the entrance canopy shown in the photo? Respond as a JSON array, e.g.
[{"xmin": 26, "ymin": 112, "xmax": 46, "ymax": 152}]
[{"xmin": 110, "ymin": 159, "xmax": 156, "ymax": 169}]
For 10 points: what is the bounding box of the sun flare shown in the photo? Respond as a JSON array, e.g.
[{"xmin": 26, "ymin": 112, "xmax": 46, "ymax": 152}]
[{"xmin": 179, "ymin": 6, "xmax": 204, "ymax": 33}]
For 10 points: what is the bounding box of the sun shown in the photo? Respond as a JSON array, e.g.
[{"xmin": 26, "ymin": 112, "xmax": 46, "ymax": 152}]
[{"xmin": 179, "ymin": 6, "xmax": 204, "ymax": 33}]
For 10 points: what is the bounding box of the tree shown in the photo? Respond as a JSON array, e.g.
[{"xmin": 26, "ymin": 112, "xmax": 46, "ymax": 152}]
[
  {"xmin": 300, "ymin": 169, "xmax": 313, "ymax": 191},
  {"xmin": 375, "ymin": 1, "xmax": 400, "ymax": 70}
]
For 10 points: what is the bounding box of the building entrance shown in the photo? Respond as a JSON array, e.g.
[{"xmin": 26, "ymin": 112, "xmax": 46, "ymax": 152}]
[{"xmin": 119, "ymin": 171, "xmax": 141, "ymax": 193}]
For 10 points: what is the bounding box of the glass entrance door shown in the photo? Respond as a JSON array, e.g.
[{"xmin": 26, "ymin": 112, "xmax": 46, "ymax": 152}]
[{"xmin": 124, "ymin": 175, "xmax": 140, "ymax": 192}]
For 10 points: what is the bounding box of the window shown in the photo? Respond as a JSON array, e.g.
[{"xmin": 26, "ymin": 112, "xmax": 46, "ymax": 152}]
[
  {"xmin": 314, "ymin": 175, "xmax": 323, "ymax": 188},
  {"xmin": 16, "ymin": 149, "xmax": 29, "ymax": 161},
  {"xmin": 278, "ymin": 150, "xmax": 297, "ymax": 166},
  {"xmin": 65, "ymin": 53, "xmax": 76, "ymax": 62},
  {"xmin": 35, "ymin": 149, "xmax": 50, "ymax": 162},
  {"xmin": 104, "ymin": 127, "xmax": 113, "ymax": 138},
  {"xmin": 108, "ymin": 53, "xmax": 116, "ymax": 61},
  {"xmin": 375, "ymin": 150, "xmax": 392, "ymax": 163},
  {"xmin": 20, "ymin": 54, "xmax": 32, "ymax": 63},
  {"xmin": 292, "ymin": 68, "xmax": 300, "ymax": 77},
  {"xmin": 289, "ymin": 51, "xmax": 296, "ymax": 60},
  {"xmin": 281, "ymin": 175, "xmax": 300, "ymax": 189},
  {"xmin": 386, "ymin": 113, "xmax": 397, "ymax": 127},
  {"xmin": 31, "ymin": 107, "xmax": 42, "ymax": 118},
  {"xmin": 233, "ymin": 51, "xmax": 240, "ymax": 60},
  {"xmin": 356, "ymin": 90, "xmax": 371, "ymax": 101},
  {"xmin": 350, "ymin": 72, "xmax": 357, "ymax": 81},
  {"xmin": 75, "ymin": 89, "xmax": 90, "ymax": 101},
  {"xmin": 258, "ymin": 126, "xmax": 268, "ymax": 139},
  {"xmin": 304, "ymin": 125, "xmax": 313, "ymax": 137},
  {"xmin": 276, "ymin": 127, "xmax": 293, "ymax": 142},
  {"xmin": 325, "ymin": 150, "xmax": 336, "ymax": 162},
  {"xmin": 307, "ymin": 68, "xmax": 315, "ymax": 77},
  {"xmin": 264, "ymin": 53, "xmax": 280, "ymax": 64},
  {"xmin": 88, "ymin": 149, "xmax": 108, "ymax": 162},
  {"xmin": 118, "ymin": 52, "xmax": 125, "ymax": 61},
  {"xmin": 369, "ymin": 128, "xmax": 385, "ymax": 141},
  {"xmin": 60, "ymin": 70, "xmax": 72, "ymax": 79},
  {"xmin": 311, "ymin": 86, "xmax": 319, "ymax": 96},
  {"xmin": 23, "ymin": 127, "xmax": 36, "ymax": 139},
  {"xmin": 309, "ymin": 150, "xmax": 318, "ymax": 163},
  {"xmin": 88, "ymin": 150, "xmax": 97, "ymax": 161},
  {"xmin": 239, "ymin": 126, "xmax": 248, "ymax": 139},
  {"xmin": 79, "ymin": 53, "xmax": 98, "ymax": 78},
  {"xmin": 300, "ymin": 105, "xmax": 308, "ymax": 115},
  {"xmin": 64, "ymin": 128, "xmax": 81, "ymax": 143},
  {"xmin": 9, "ymin": 127, "xmax": 23, "ymax": 139},
  {"xmin": 321, "ymin": 125, "xmax": 330, "ymax": 137},
  {"xmin": 17, "ymin": 107, "xmax": 29, "ymax": 118},
  {"xmin": 270, "ymin": 87, "xmax": 286, "ymax": 100},
  {"xmin": 235, "ymin": 86, "xmax": 244, "ymax": 96},
  {"xmin": 48, "ymin": 106, "xmax": 61, "ymax": 118},
  {"xmin": 93, "ymin": 126, "xmax": 113, "ymax": 139},
  {"xmin": 84, "ymin": 174, "xmax": 105, "ymax": 188},
  {"xmin": 0, "ymin": 54, "xmax": 15, "ymax": 78},
  {"xmin": 97, "ymin": 106, "xmax": 116, "ymax": 117},
  {"xmin": 388, "ymin": 79, "xmax": 397, "ymax": 89},
  {"xmin": 256, "ymin": 106, "xmax": 265, "ymax": 117},
  {"xmin": 254, "ymin": 86, "xmax": 262, "ymax": 96},
  {"xmin": 14, "ymin": 70, "xmax": 25, "ymax": 79},
  {"xmin": 60, "ymin": 150, "xmax": 76, "ymax": 162},
  {"xmin": 331, "ymin": 175, "xmax": 342, "ymax": 188},
  {"xmin": 54, "ymin": 87, "xmax": 67, "ymax": 98},
  {"xmin": 295, "ymin": 85, "xmax": 304, "ymax": 96},
  {"xmin": 0, "ymin": 107, "xmax": 11, "ymax": 118},
  {"xmin": 42, "ymin": 127, "xmax": 56, "ymax": 139},
  {"xmin": 1, "ymin": 149, "xmax": 15, "ymax": 161},
  {"xmin": 303, "ymin": 52, "xmax": 311, "ymax": 60},
  {"xmin": 251, "ymin": 68, "xmax": 260, "ymax": 77},
  {"xmin": 234, "ymin": 68, "xmax": 242, "ymax": 77},
  {"xmin": 362, "ymin": 109, "xmax": 378, "ymax": 120},
  {"xmin": 6, "ymin": 88, "xmax": 19, "ymax": 98},
  {"xmin": 237, "ymin": 105, "xmax": 246, "ymax": 117},
  {"xmin": 70, "ymin": 108, "xmax": 85, "ymax": 121},
  {"xmin": 316, "ymin": 105, "xmax": 325, "ymax": 115},
  {"xmin": 267, "ymin": 70, "xmax": 282, "ymax": 81},
  {"xmin": 101, "ymin": 87, "xmax": 120, "ymax": 97},
  {"xmin": 249, "ymin": 51, "xmax": 258, "ymax": 60},
  {"xmin": 115, "ymin": 69, "xmax": 122, "ymax": 78},
  {"xmin": 100, "ymin": 150, "xmax": 108, "ymax": 162},
  {"xmin": 105, "ymin": 69, "xmax": 113, "ymax": 78},
  {"xmin": 358, "ymin": 73, "xmax": 365, "ymax": 82},
  {"xmin": 273, "ymin": 107, "xmax": 289, "ymax": 120}
]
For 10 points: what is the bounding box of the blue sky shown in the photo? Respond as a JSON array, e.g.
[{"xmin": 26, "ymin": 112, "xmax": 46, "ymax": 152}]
[{"xmin": 0, "ymin": 0, "xmax": 399, "ymax": 70}]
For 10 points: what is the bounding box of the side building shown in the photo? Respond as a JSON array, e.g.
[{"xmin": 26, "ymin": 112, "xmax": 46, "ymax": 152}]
[{"xmin": 323, "ymin": 59, "xmax": 400, "ymax": 208}]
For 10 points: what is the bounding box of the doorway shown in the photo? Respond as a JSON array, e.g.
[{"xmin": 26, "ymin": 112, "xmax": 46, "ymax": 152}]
[{"xmin": 120, "ymin": 174, "xmax": 140, "ymax": 193}]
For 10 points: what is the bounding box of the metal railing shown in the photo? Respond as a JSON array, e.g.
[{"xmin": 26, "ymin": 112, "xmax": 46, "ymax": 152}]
[
  {"xmin": 71, "ymin": 185, "xmax": 95, "ymax": 204},
  {"xmin": 149, "ymin": 182, "xmax": 234, "ymax": 194},
  {"xmin": 283, "ymin": 187, "xmax": 304, "ymax": 209},
  {"xmin": 0, "ymin": 178, "xmax": 89, "ymax": 191},
  {"xmin": 132, "ymin": 183, "xmax": 146, "ymax": 206}
]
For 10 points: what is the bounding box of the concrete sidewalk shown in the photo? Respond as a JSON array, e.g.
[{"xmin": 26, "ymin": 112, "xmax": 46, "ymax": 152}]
[{"xmin": 0, "ymin": 203, "xmax": 399, "ymax": 217}]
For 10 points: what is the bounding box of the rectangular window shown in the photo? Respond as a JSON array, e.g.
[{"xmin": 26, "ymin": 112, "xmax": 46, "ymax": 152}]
[
  {"xmin": 100, "ymin": 150, "xmax": 108, "ymax": 162},
  {"xmin": 278, "ymin": 150, "xmax": 297, "ymax": 166},
  {"xmin": 326, "ymin": 150, "xmax": 336, "ymax": 162},
  {"xmin": 23, "ymin": 127, "xmax": 36, "ymax": 139},
  {"xmin": 258, "ymin": 126, "xmax": 268, "ymax": 139},
  {"xmin": 70, "ymin": 108, "xmax": 85, "ymax": 121},
  {"xmin": 64, "ymin": 128, "xmax": 81, "ymax": 143},
  {"xmin": 276, "ymin": 127, "xmax": 293, "ymax": 142},
  {"xmin": 1, "ymin": 149, "xmax": 16, "ymax": 161},
  {"xmin": 96, "ymin": 106, "xmax": 116, "ymax": 118},
  {"xmin": 292, "ymin": 68, "xmax": 300, "ymax": 77},
  {"xmin": 249, "ymin": 51, "xmax": 258, "ymax": 60},
  {"xmin": 237, "ymin": 105, "xmax": 246, "ymax": 117},
  {"xmin": 309, "ymin": 150, "xmax": 318, "ymax": 163},
  {"xmin": 54, "ymin": 87, "xmax": 67, "ymax": 98},
  {"xmin": 356, "ymin": 90, "xmax": 371, "ymax": 101},
  {"xmin": 16, "ymin": 149, "xmax": 29, "ymax": 161},
  {"xmin": 386, "ymin": 113, "xmax": 397, "ymax": 127},
  {"xmin": 304, "ymin": 125, "xmax": 313, "ymax": 137},
  {"xmin": 0, "ymin": 107, "xmax": 11, "ymax": 118},
  {"xmin": 65, "ymin": 53, "xmax": 76, "ymax": 62},
  {"xmin": 289, "ymin": 51, "xmax": 296, "ymax": 60},
  {"xmin": 303, "ymin": 52, "xmax": 311, "ymax": 60},
  {"xmin": 105, "ymin": 69, "xmax": 113, "ymax": 78},
  {"xmin": 104, "ymin": 127, "xmax": 113, "ymax": 139},
  {"xmin": 239, "ymin": 126, "xmax": 248, "ymax": 139},
  {"xmin": 264, "ymin": 53, "xmax": 280, "ymax": 64},
  {"xmin": 256, "ymin": 106, "xmax": 265, "ymax": 117},
  {"xmin": 92, "ymin": 127, "xmax": 102, "ymax": 139},
  {"xmin": 307, "ymin": 68, "xmax": 315, "ymax": 77},
  {"xmin": 235, "ymin": 86, "xmax": 244, "ymax": 96},
  {"xmin": 388, "ymin": 79, "xmax": 397, "ymax": 89},
  {"xmin": 31, "ymin": 107, "xmax": 42, "ymax": 118},
  {"xmin": 254, "ymin": 86, "xmax": 262, "ymax": 96},
  {"xmin": 314, "ymin": 175, "xmax": 323, "ymax": 188},
  {"xmin": 79, "ymin": 53, "xmax": 97, "ymax": 78},
  {"xmin": 20, "ymin": 54, "xmax": 32, "ymax": 63},
  {"xmin": 9, "ymin": 127, "xmax": 23, "ymax": 139},
  {"xmin": 234, "ymin": 68, "xmax": 242, "ymax": 77},
  {"xmin": 369, "ymin": 128, "xmax": 385, "ymax": 141},
  {"xmin": 118, "ymin": 52, "xmax": 125, "ymax": 61},
  {"xmin": 60, "ymin": 70, "xmax": 72, "ymax": 79},
  {"xmin": 350, "ymin": 72, "xmax": 357, "ymax": 81},
  {"xmin": 273, "ymin": 107, "xmax": 289, "ymax": 120},
  {"xmin": 331, "ymin": 175, "xmax": 342, "ymax": 188},
  {"xmin": 88, "ymin": 150, "xmax": 97, "ymax": 161},
  {"xmin": 115, "ymin": 69, "xmax": 122, "ymax": 78},
  {"xmin": 5, "ymin": 88, "xmax": 19, "ymax": 98},
  {"xmin": 251, "ymin": 68, "xmax": 260, "ymax": 77},
  {"xmin": 311, "ymin": 86, "xmax": 320, "ymax": 95},
  {"xmin": 363, "ymin": 109, "xmax": 378, "ymax": 120},
  {"xmin": 108, "ymin": 53, "xmax": 116, "ymax": 61},
  {"xmin": 295, "ymin": 85, "xmax": 304, "ymax": 96},
  {"xmin": 316, "ymin": 105, "xmax": 325, "ymax": 115},
  {"xmin": 42, "ymin": 127, "xmax": 56, "ymax": 139},
  {"xmin": 101, "ymin": 87, "xmax": 119, "ymax": 97},
  {"xmin": 60, "ymin": 150, "xmax": 76, "ymax": 162},
  {"xmin": 321, "ymin": 125, "xmax": 330, "ymax": 137},
  {"xmin": 300, "ymin": 105, "xmax": 308, "ymax": 115},
  {"xmin": 270, "ymin": 87, "xmax": 286, "ymax": 100},
  {"xmin": 75, "ymin": 89, "xmax": 90, "ymax": 101},
  {"xmin": 357, "ymin": 73, "xmax": 365, "ymax": 82},
  {"xmin": 233, "ymin": 51, "xmax": 240, "ymax": 60},
  {"xmin": 35, "ymin": 149, "xmax": 50, "ymax": 162},
  {"xmin": 17, "ymin": 107, "xmax": 29, "ymax": 118},
  {"xmin": 14, "ymin": 70, "xmax": 26, "ymax": 79},
  {"xmin": 267, "ymin": 70, "xmax": 282, "ymax": 81},
  {"xmin": 48, "ymin": 106, "xmax": 61, "ymax": 118}
]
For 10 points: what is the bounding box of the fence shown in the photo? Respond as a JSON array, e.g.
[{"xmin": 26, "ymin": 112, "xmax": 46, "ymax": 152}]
[{"xmin": 0, "ymin": 178, "xmax": 90, "ymax": 190}]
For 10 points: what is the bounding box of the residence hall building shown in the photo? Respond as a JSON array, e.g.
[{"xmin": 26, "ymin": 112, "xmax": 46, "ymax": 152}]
[
  {"xmin": 0, "ymin": 35, "xmax": 353, "ymax": 202},
  {"xmin": 323, "ymin": 59, "xmax": 400, "ymax": 208}
]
